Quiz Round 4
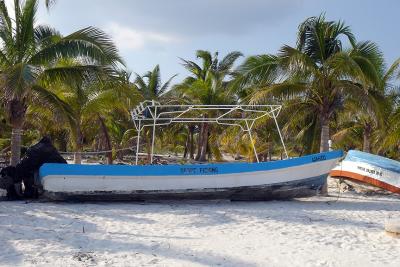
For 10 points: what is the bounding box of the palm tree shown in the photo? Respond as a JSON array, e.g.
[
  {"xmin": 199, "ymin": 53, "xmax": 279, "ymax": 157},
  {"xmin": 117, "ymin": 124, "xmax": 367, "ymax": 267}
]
[
  {"xmin": 49, "ymin": 68, "xmax": 137, "ymax": 164},
  {"xmin": 381, "ymin": 98, "xmax": 400, "ymax": 159},
  {"xmin": 0, "ymin": 104, "xmax": 9, "ymax": 155},
  {"xmin": 23, "ymin": 98, "xmax": 71, "ymax": 153},
  {"xmin": 161, "ymin": 89, "xmax": 197, "ymax": 160},
  {"xmin": 133, "ymin": 65, "xmax": 176, "ymax": 162},
  {"xmin": 332, "ymin": 94, "xmax": 385, "ymax": 153},
  {"xmin": 0, "ymin": 0, "xmax": 123, "ymax": 166},
  {"xmin": 236, "ymin": 14, "xmax": 383, "ymax": 153},
  {"xmin": 376, "ymin": 59, "xmax": 400, "ymax": 158},
  {"xmin": 332, "ymin": 55, "xmax": 400, "ymax": 154},
  {"xmin": 134, "ymin": 65, "xmax": 176, "ymax": 101},
  {"xmin": 176, "ymin": 50, "xmax": 242, "ymax": 161}
]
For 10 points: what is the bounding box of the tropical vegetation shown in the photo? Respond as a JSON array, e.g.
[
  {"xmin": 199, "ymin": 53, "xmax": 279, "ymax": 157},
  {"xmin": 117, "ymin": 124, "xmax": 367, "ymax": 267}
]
[{"xmin": 0, "ymin": 6, "xmax": 399, "ymax": 165}]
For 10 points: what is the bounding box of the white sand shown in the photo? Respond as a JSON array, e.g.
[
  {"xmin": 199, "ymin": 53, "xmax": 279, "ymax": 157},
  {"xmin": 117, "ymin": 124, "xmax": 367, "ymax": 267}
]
[{"xmin": 0, "ymin": 181, "xmax": 399, "ymax": 267}]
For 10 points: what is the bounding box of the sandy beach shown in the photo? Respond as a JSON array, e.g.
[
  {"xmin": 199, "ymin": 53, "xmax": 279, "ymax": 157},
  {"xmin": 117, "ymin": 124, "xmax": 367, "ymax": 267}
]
[
  {"xmin": 0, "ymin": 180, "xmax": 399, "ymax": 267},
  {"xmin": 1, "ymin": 1, "xmax": 399, "ymax": 266}
]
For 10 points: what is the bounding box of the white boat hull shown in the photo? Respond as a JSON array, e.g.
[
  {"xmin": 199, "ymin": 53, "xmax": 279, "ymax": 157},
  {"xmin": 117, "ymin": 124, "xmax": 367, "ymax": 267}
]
[
  {"xmin": 331, "ymin": 150, "xmax": 400, "ymax": 194},
  {"xmin": 39, "ymin": 151, "xmax": 343, "ymax": 201}
]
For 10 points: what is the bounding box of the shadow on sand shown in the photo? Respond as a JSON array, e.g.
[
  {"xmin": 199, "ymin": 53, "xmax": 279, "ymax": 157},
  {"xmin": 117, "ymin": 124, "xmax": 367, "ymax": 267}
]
[{"xmin": 0, "ymin": 193, "xmax": 399, "ymax": 265}]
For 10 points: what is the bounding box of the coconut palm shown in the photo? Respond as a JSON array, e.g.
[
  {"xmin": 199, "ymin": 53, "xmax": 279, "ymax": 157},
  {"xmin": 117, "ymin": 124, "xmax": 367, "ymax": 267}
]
[
  {"xmin": 0, "ymin": 0, "xmax": 123, "ymax": 165},
  {"xmin": 160, "ymin": 89, "xmax": 198, "ymax": 160},
  {"xmin": 24, "ymin": 98, "xmax": 70, "ymax": 153},
  {"xmin": 134, "ymin": 65, "xmax": 176, "ymax": 101},
  {"xmin": 176, "ymin": 50, "xmax": 242, "ymax": 161},
  {"xmin": 332, "ymin": 55, "xmax": 400, "ymax": 154},
  {"xmin": 236, "ymin": 14, "xmax": 383, "ymax": 153},
  {"xmin": 375, "ymin": 59, "xmax": 400, "ymax": 157},
  {"xmin": 0, "ymin": 104, "xmax": 9, "ymax": 154},
  {"xmin": 48, "ymin": 68, "xmax": 138, "ymax": 164},
  {"xmin": 133, "ymin": 65, "xmax": 176, "ymax": 162},
  {"xmin": 332, "ymin": 93, "xmax": 385, "ymax": 153},
  {"xmin": 381, "ymin": 99, "xmax": 400, "ymax": 158}
]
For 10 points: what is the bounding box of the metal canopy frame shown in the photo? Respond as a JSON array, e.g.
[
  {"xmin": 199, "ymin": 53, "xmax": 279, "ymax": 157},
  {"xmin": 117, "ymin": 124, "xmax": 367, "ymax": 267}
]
[{"xmin": 130, "ymin": 100, "xmax": 288, "ymax": 164}]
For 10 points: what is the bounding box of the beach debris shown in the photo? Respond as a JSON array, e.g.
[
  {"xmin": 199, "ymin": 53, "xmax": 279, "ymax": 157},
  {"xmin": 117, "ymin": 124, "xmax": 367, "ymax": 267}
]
[
  {"xmin": 73, "ymin": 251, "xmax": 95, "ymax": 263},
  {"xmin": 385, "ymin": 218, "xmax": 400, "ymax": 236}
]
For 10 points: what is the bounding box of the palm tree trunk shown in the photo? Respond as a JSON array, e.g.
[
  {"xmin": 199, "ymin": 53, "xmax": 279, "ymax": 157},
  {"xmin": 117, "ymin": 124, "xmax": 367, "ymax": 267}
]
[
  {"xmin": 189, "ymin": 126, "xmax": 194, "ymax": 159},
  {"xmin": 10, "ymin": 127, "xmax": 23, "ymax": 166},
  {"xmin": 74, "ymin": 126, "xmax": 83, "ymax": 164},
  {"xmin": 58, "ymin": 130, "xmax": 68, "ymax": 152},
  {"xmin": 207, "ymin": 139, "xmax": 212, "ymax": 161},
  {"xmin": 183, "ymin": 133, "xmax": 189, "ymax": 159},
  {"xmin": 319, "ymin": 114, "xmax": 330, "ymax": 195},
  {"xmin": 199, "ymin": 123, "xmax": 209, "ymax": 162},
  {"xmin": 7, "ymin": 99, "xmax": 27, "ymax": 166},
  {"xmin": 98, "ymin": 114, "xmax": 113, "ymax": 164},
  {"xmin": 363, "ymin": 123, "xmax": 371, "ymax": 153},
  {"xmin": 320, "ymin": 116, "xmax": 330, "ymax": 152},
  {"xmin": 195, "ymin": 123, "xmax": 203, "ymax": 161}
]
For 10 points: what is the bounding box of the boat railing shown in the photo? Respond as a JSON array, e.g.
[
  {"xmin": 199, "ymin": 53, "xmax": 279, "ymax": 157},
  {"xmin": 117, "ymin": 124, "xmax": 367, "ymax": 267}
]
[{"xmin": 130, "ymin": 100, "xmax": 288, "ymax": 164}]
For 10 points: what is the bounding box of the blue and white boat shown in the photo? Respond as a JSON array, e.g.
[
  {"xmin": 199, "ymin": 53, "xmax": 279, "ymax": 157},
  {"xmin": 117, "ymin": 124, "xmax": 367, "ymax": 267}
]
[
  {"xmin": 39, "ymin": 150, "xmax": 342, "ymax": 200},
  {"xmin": 38, "ymin": 101, "xmax": 343, "ymax": 201},
  {"xmin": 331, "ymin": 150, "xmax": 400, "ymax": 194}
]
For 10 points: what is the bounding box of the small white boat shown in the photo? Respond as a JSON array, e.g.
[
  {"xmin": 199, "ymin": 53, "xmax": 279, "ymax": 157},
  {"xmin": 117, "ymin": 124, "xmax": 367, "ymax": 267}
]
[
  {"xmin": 330, "ymin": 150, "xmax": 400, "ymax": 194},
  {"xmin": 39, "ymin": 150, "xmax": 342, "ymax": 201}
]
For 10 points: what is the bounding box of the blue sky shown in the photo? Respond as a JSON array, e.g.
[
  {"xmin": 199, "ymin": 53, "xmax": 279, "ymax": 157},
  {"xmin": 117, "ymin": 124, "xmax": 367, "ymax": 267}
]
[{"xmin": 32, "ymin": 0, "xmax": 400, "ymax": 83}]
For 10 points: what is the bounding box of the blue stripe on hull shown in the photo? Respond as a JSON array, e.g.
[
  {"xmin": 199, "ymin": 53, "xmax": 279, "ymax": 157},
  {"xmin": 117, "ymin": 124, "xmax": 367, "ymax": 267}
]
[
  {"xmin": 44, "ymin": 174, "xmax": 327, "ymax": 201},
  {"xmin": 39, "ymin": 150, "xmax": 343, "ymax": 181}
]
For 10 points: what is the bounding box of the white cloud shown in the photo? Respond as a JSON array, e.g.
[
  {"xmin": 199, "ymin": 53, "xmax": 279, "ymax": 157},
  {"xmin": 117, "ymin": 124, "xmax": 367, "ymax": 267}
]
[{"xmin": 105, "ymin": 22, "xmax": 180, "ymax": 51}]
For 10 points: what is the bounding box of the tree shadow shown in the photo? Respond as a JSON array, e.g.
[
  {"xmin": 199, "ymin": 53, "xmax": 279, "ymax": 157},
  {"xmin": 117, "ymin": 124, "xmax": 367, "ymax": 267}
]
[
  {"xmin": 0, "ymin": 201, "xmax": 257, "ymax": 266},
  {"xmin": 1, "ymin": 194, "xmax": 399, "ymax": 265}
]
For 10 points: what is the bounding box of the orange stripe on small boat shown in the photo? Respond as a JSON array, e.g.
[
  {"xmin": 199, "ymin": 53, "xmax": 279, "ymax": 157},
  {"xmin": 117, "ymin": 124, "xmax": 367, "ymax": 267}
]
[{"xmin": 330, "ymin": 170, "xmax": 400, "ymax": 194}]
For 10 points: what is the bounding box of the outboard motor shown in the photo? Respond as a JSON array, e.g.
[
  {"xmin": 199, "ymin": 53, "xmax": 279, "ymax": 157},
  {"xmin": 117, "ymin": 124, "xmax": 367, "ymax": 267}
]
[{"xmin": 0, "ymin": 136, "xmax": 67, "ymax": 200}]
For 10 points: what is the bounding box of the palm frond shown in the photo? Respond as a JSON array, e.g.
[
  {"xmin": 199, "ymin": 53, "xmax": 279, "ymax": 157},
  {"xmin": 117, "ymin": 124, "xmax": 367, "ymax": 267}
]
[
  {"xmin": 218, "ymin": 51, "xmax": 243, "ymax": 73},
  {"xmin": 29, "ymin": 26, "xmax": 124, "ymax": 67},
  {"xmin": 279, "ymin": 45, "xmax": 318, "ymax": 78},
  {"xmin": 31, "ymin": 84, "xmax": 76, "ymax": 128},
  {"xmin": 234, "ymin": 54, "xmax": 281, "ymax": 89},
  {"xmin": 40, "ymin": 64, "xmax": 115, "ymax": 86},
  {"xmin": 148, "ymin": 65, "xmax": 161, "ymax": 97},
  {"xmin": 384, "ymin": 58, "xmax": 400, "ymax": 82},
  {"xmin": 159, "ymin": 74, "xmax": 177, "ymax": 96},
  {"xmin": 249, "ymin": 83, "xmax": 307, "ymax": 104},
  {"xmin": 0, "ymin": 0, "xmax": 12, "ymax": 36},
  {"xmin": 180, "ymin": 58, "xmax": 202, "ymax": 79},
  {"xmin": 34, "ymin": 25, "xmax": 61, "ymax": 47}
]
